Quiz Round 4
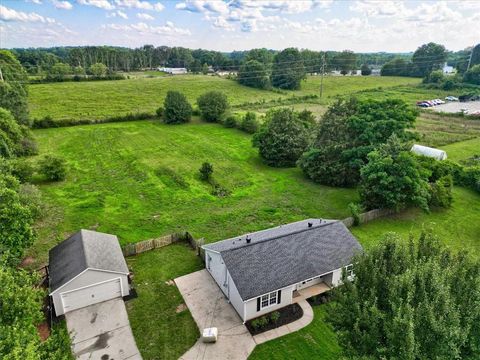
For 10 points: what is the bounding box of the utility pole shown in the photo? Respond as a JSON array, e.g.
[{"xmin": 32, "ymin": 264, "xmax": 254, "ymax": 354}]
[
  {"xmin": 320, "ymin": 53, "xmax": 325, "ymax": 98},
  {"xmin": 0, "ymin": 67, "xmax": 3, "ymax": 82},
  {"xmin": 466, "ymin": 45, "xmax": 474, "ymax": 71}
]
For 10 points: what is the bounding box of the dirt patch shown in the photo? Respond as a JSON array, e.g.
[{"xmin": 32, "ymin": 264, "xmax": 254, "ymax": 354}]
[
  {"xmin": 175, "ymin": 303, "xmax": 187, "ymax": 313},
  {"xmin": 37, "ymin": 322, "xmax": 50, "ymax": 341},
  {"xmin": 246, "ymin": 303, "xmax": 303, "ymax": 336},
  {"xmin": 19, "ymin": 256, "xmax": 35, "ymax": 268}
]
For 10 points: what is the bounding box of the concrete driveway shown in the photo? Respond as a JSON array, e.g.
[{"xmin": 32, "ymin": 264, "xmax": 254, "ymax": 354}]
[
  {"xmin": 65, "ymin": 298, "xmax": 141, "ymax": 360},
  {"xmin": 175, "ymin": 270, "xmax": 256, "ymax": 360}
]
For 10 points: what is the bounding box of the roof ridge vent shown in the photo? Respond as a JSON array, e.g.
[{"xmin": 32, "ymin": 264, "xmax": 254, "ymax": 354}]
[{"xmin": 246, "ymin": 235, "xmax": 251, "ymax": 244}]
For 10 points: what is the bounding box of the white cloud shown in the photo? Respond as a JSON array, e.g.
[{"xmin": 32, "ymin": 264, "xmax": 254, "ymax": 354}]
[
  {"xmin": 77, "ymin": 0, "xmax": 115, "ymax": 10},
  {"xmin": 51, "ymin": 0, "xmax": 73, "ymax": 10},
  {"xmin": 0, "ymin": 5, "xmax": 56, "ymax": 23},
  {"xmin": 28, "ymin": 0, "xmax": 43, "ymax": 4},
  {"xmin": 117, "ymin": 10, "xmax": 128, "ymax": 19},
  {"xmin": 137, "ymin": 12, "xmax": 154, "ymax": 21},
  {"xmin": 102, "ymin": 21, "xmax": 190, "ymax": 36},
  {"xmin": 114, "ymin": 0, "xmax": 164, "ymax": 12}
]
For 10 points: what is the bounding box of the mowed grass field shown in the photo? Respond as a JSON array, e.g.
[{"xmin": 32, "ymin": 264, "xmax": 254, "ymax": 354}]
[
  {"xmin": 441, "ymin": 137, "xmax": 480, "ymax": 161},
  {"xmin": 28, "ymin": 75, "xmax": 420, "ymax": 121},
  {"xmin": 29, "ymin": 119, "xmax": 356, "ymax": 266}
]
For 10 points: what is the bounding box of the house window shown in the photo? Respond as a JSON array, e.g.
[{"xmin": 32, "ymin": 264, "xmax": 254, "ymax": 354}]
[
  {"xmin": 346, "ymin": 264, "xmax": 354, "ymax": 277},
  {"xmin": 260, "ymin": 291, "xmax": 278, "ymax": 310}
]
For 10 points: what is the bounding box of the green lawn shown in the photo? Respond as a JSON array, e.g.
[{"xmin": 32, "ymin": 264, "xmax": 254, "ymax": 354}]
[
  {"xmin": 28, "ymin": 75, "xmax": 289, "ymax": 120},
  {"xmin": 28, "ymin": 75, "xmax": 421, "ymax": 121},
  {"xmin": 29, "ymin": 120, "xmax": 356, "ymax": 267},
  {"xmin": 441, "ymin": 137, "xmax": 480, "ymax": 162},
  {"xmin": 352, "ymin": 187, "xmax": 480, "ymax": 256},
  {"xmin": 249, "ymin": 304, "xmax": 341, "ymax": 360},
  {"xmin": 125, "ymin": 242, "xmax": 204, "ymax": 360}
]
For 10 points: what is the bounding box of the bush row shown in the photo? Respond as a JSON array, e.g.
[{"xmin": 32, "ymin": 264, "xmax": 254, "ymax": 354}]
[
  {"xmin": 29, "ymin": 74, "xmax": 125, "ymax": 84},
  {"xmin": 32, "ymin": 112, "xmax": 156, "ymax": 129},
  {"xmin": 233, "ymin": 94, "xmax": 319, "ymax": 110}
]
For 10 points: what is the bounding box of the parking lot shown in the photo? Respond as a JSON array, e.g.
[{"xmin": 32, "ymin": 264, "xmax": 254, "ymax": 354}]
[{"xmin": 430, "ymin": 101, "xmax": 480, "ymax": 114}]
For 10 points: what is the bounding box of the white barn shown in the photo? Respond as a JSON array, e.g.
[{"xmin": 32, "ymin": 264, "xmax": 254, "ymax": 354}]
[
  {"xmin": 49, "ymin": 230, "xmax": 130, "ymax": 316},
  {"xmin": 411, "ymin": 144, "xmax": 447, "ymax": 160},
  {"xmin": 157, "ymin": 67, "xmax": 188, "ymax": 75},
  {"xmin": 202, "ymin": 219, "xmax": 362, "ymax": 322}
]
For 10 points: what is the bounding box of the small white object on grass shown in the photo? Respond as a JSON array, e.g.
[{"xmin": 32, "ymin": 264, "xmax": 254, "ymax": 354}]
[{"xmin": 202, "ymin": 327, "xmax": 218, "ymax": 343}]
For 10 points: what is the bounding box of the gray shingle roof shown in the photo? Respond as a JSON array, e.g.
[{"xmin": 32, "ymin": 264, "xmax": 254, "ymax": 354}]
[
  {"xmin": 49, "ymin": 229, "xmax": 129, "ymax": 292},
  {"xmin": 216, "ymin": 220, "xmax": 362, "ymax": 300}
]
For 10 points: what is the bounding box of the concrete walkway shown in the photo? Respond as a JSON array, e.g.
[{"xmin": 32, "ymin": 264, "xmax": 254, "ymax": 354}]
[
  {"xmin": 65, "ymin": 298, "xmax": 142, "ymax": 360},
  {"xmin": 175, "ymin": 270, "xmax": 256, "ymax": 360},
  {"xmin": 175, "ymin": 270, "xmax": 316, "ymax": 360},
  {"xmin": 253, "ymin": 299, "xmax": 313, "ymax": 345}
]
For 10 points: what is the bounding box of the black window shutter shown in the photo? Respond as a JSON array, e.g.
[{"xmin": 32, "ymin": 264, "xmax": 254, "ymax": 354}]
[
  {"xmin": 257, "ymin": 297, "xmax": 261, "ymax": 311},
  {"xmin": 277, "ymin": 290, "xmax": 282, "ymax": 304}
]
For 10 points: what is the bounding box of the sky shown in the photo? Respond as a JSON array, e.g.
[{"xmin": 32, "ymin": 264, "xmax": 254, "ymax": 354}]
[{"xmin": 1, "ymin": 0, "xmax": 479, "ymax": 52}]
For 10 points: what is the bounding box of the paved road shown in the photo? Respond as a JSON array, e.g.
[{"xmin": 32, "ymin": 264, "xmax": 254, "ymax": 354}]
[{"xmin": 65, "ymin": 298, "xmax": 142, "ymax": 360}]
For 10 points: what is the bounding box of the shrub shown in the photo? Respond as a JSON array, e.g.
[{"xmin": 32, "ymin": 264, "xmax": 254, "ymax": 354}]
[
  {"xmin": 424, "ymin": 70, "xmax": 444, "ymax": 84},
  {"xmin": 223, "ymin": 115, "xmax": 238, "ymax": 128},
  {"xmin": 429, "ymin": 175, "xmax": 453, "ymax": 208},
  {"xmin": 463, "ymin": 64, "xmax": 480, "ymax": 85},
  {"xmin": 253, "ymin": 108, "xmax": 313, "ymax": 167},
  {"xmin": 270, "ymin": 311, "xmax": 280, "ymax": 324},
  {"xmin": 38, "ymin": 155, "xmax": 67, "ymax": 181},
  {"xmin": 10, "ymin": 159, "xmax": 34, "ymax": 183},
  {"xmin": 156, "ymin": 107, "xmax": 164, "ymax": 118},
  {"xmin": 240, "ymin": 112, "xmax": 259, "ymax": 134},
  {"xmin": 197, "ymin": 91, "xmax": 228, "ymax": 122},
  {"xmin": 163, "ymin": 91, "xmax": 192, "ymax": 124},
  {"xmin": 361, "ymin": 64, "xmax": 372, "ymax": 76},
  {"xmin": 348, "ymin": 202, "xmax": 363, "ymax": 226},
  {"xmin": 251, "ymin": 318, "xmax": 261, "ymax": 329},
  {"xmin": 199, "ymin": 162, "xmax": 213, "ymax": 181}
]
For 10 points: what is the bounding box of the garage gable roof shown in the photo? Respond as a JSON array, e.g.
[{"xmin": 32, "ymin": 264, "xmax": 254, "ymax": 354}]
[
  {"xmin": 218, "ymin": 220, "xmax": 362, "ymax": 300},
  {"xmin": 49, "ymin": 229, "xmax": 129, "ymax": 292}
]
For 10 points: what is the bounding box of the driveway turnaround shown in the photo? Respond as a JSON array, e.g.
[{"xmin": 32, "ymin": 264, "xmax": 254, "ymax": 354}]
[
  {"xmin": 175, "ymin": 270, "xmax": 256, "ymax": 360},
  {"xmin": 65, "ymin": 298, "xmax": 142, "ymax": 360}
]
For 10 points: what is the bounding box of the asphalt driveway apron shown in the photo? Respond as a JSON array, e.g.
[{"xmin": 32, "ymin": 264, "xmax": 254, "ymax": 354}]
[{"xmin": 65, "ymin": 298, "xmax": 141, "ymax": 360}]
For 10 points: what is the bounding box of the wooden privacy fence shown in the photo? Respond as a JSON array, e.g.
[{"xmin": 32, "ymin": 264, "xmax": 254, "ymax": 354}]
[
  {"xmin": 122, "ymin": 231, "xmax": 206, "ymax": 258},
  {"xmin": 122, "ymin": 233, "xmax": 183, "ymax": 257},
  {"xmin": 342, "ymin": 208, "xmax": 395, "ymax": 228}
]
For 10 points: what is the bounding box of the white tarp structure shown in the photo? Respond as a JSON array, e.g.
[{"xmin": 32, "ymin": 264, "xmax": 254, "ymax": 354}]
[{"xmin": 411, "ymin": 144, "xmax": 447, "ymax": 160}]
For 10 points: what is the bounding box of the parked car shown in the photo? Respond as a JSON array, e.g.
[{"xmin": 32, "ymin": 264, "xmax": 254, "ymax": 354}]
[
  {"xmin": 417, "ymin": 102, "xmax": 430, "ymax": 108},
  {"xmin": 434, "ymin": 99, "xmax": 445, "ymax": 104},
  {"xmin": 445, "ymin": 96, "xmax": 458, "ymax": 101}
]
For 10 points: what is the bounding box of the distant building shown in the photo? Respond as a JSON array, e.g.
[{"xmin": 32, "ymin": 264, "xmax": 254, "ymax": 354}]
[
  {"xmin": 157, "ymin": 67, "xmax": 188, "ymax": 75},
  {"xmin": 443, "ymin": 63, "xmax": 455, "ymax": 74},
  {"xmin": 411, "ymin": 144, "xmax": 447, "ymax": 160}
]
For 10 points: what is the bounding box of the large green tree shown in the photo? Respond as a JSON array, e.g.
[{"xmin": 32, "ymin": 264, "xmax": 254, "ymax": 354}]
[
  {"xmin": 334, "ymin": 50, "xmax": 357, "ymax": 75},
  {"xmin": 253, "ymin": 108, "xmax": 314, "ymax": 167},
  {"xmin": 412, "ymin": 42, "xmax": 448, "ymax": 77},
  {"xmin": 197, "ymin": 91, "xmax": 228, "ymax": 122},
  {"xmin": 163, "ymin": 90, "xmax": 192, "ymax": 124},
  {"xmin": 330, "ymin": 232, "xmax": 480, "ymax": 359},
  {"xmin": 271, "ymin": 48, "xmax": 305, "ymax": 90},
  {"xmin": 359, "ymin": 135, "xmax": 430, "ymax": 211},
  {"xmin": 299, "ymin": 98, "xmax": 417, "ymax": 187},
  {"xmin": 464, "ymin": 64, "xmax": 480, "ymax": 85},
  {"xmin": 0, "ymin": 50, "xmax": 29, "ymax": 125},
  {"xmin": 238, "ymin": 60, "xmax": 270, "ymax": 89}
]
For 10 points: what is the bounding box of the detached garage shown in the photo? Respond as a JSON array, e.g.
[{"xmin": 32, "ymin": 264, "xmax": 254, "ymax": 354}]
[{"xmin": 49, "ymin": 229, "xmax": 130, "ymax": 316}]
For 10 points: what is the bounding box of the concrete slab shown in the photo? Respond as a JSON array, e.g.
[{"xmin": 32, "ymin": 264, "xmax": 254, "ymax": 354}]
[
  {"xmin": 65, "ymin": 298, "xmax": 141, "ymax": 360},
  {"xmin": 176, "ymin": 270, "xmax": 256, "ymax": 360}
]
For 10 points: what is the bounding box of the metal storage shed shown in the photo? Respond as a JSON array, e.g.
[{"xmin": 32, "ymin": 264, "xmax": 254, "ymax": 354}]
[
  {"xmin": 49, "ymin": 229, "xmax": 130, "ymax": 316},
  {"xmin": 411, "ymin": 144, "xmax": 447, "ymax": 160}
]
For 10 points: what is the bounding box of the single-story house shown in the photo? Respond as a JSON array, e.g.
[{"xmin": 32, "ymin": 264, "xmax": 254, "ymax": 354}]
[
  {"xmin": 443, "ymin": 63, "xmax": 455, "ymax": 74},
  {"xmin": 411, "ymin": 144, "xmax": 447, "ymax": 160},
  {"xmin": 157, "ymin": 67, "xmax": 188, "ymax": 75},
  {"xmin": 202, "ymin": 219, "xmax": 362, "ymax": 322},
  {"xmin": 49, "ymin": 229, "xmax": 130, "ymax": 316}
]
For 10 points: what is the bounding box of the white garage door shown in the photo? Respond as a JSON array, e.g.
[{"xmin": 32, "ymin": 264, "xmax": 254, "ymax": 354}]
[{"xmin": 61, "ymin": 277, "xmax": 122, "ymax": 313}]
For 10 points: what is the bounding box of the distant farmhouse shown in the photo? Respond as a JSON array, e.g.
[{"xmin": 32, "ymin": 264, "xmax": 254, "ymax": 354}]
[
  {"xmin": 411, "ymin": 144, "xmax": 447, "ymax": 160},
  {"xmin": 202, "ymin": 219, "xmax": 362, "ymax": 322},
  {"xmin": 157, "ymin": 67, "xmax": 188, "ymax": 75},
  {"xmin": 443, "ymin": 62, "xmax": 455, "ymax": 74}
]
